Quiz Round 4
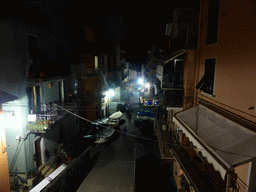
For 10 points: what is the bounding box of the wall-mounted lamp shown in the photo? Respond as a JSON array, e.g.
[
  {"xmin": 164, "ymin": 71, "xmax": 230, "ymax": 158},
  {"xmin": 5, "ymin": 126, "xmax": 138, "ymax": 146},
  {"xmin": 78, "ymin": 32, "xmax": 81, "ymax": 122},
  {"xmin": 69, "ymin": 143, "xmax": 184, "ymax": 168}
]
[{"xmin": 248, "ymin": 106, "xmax": 254, "ymax": 110}]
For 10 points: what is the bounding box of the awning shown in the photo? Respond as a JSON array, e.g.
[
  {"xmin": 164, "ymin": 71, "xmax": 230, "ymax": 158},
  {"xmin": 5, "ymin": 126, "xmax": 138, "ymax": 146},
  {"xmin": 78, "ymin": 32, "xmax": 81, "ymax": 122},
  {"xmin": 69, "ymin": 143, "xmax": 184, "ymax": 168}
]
[
  {"xmin": 173, "ymin": 104, "xmax": 256, "ymax": 179},
  {"xmin": 163, "ymin": 50, "xmax": 185, "ymax": 65},
  {"xmin": 0, "ymin": 90, "xmax": 18, "ymax": 103}
]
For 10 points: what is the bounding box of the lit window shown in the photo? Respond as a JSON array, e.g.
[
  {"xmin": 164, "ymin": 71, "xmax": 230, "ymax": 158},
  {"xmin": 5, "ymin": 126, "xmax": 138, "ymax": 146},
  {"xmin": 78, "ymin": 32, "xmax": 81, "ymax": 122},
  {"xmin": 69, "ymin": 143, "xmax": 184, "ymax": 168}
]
[{"xmin": 95, "ymin": 56, "xmax": 98, "ymax": 69}]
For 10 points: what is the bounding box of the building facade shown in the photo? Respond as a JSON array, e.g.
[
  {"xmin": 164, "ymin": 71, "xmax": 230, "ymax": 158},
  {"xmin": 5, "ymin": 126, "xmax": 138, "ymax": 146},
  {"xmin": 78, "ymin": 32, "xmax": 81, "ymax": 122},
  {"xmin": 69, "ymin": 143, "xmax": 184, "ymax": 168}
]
[
  {"xmin": 157, "ymin": 1, "xmax": 256, "ymax": 192},
  {"xmin": 0, "ymin": 19, "xmax": 81, "ymax": 190}
]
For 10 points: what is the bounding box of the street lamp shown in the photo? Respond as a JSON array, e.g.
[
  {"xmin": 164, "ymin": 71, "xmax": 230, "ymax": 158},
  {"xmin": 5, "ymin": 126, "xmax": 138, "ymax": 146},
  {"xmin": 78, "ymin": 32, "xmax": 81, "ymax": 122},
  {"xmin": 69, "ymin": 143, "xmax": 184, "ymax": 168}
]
[
  {"xmin": 105, "ymin": 89, "xmax": 115, "ymax": 116},
  {"xmin": 138, "ymin": 78, "xmax": 144, "ymax": 85}
]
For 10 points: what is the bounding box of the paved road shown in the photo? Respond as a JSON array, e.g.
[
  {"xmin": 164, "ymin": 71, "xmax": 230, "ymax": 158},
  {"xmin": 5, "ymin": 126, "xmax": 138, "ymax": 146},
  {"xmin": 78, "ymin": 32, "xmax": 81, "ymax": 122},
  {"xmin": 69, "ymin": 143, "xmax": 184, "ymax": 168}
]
[{"xmin": 76, "ymin": 89, "xmax": 174, "ymax": 192}]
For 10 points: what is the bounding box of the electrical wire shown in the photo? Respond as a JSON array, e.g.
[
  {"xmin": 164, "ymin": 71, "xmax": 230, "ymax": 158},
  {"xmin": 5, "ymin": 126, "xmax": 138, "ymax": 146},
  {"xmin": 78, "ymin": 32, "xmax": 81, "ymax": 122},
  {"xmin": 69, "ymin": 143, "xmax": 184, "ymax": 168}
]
[
  {"xmin": 3, "ymin": 92, "xmax": 255, "ymax": 158},
  {"xmin": 54, "ymin": 103, "xmax": 256, "ymax": 159}
]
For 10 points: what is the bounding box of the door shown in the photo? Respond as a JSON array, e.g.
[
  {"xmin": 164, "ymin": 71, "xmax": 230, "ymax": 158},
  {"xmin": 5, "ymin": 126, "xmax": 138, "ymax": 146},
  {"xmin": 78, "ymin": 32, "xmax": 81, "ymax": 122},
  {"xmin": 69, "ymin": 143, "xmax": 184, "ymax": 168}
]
[{"xmin": 34, "ymin": 137, "xmax": 42, "ymax": 168}]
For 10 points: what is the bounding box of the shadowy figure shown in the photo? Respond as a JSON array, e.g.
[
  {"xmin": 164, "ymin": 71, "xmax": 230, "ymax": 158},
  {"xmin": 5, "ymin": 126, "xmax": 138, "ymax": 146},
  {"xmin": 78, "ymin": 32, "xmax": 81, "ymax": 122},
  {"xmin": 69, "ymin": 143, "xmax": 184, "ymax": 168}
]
[
  {"xmin": 123, "ymin": 126, "xmax": 127, "ymax": 138},
  {"xmin": 127, "ymin": 108, "xmax": 132, "ymax": 124}
]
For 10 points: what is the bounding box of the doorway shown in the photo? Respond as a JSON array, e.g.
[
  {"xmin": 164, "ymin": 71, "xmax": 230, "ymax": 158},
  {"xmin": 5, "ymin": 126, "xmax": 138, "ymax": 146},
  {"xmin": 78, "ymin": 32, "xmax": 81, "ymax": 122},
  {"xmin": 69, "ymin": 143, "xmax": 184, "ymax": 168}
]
[{"xmin": 34, "ymin": 136, "xmax": 42, "ymax": 169}]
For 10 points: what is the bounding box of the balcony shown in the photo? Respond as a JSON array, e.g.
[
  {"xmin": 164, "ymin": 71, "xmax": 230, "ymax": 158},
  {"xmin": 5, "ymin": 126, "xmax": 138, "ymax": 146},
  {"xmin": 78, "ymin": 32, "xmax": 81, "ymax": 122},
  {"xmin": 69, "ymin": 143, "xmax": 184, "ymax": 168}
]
[
  {"xmin": 170, "ymin": 132, "xmax": 227, "ymax": 192},
  {"xmin": 26, "ymin": 102, "xmax": 76, "ymax": 133}
]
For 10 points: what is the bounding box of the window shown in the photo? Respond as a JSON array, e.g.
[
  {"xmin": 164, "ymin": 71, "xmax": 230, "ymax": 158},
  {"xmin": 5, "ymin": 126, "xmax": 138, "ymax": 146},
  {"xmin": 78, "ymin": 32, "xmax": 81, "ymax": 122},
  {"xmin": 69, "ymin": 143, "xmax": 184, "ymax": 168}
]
[
  {"xmin": 173, "ymin": 59, "xmax": 184, "ymax": 87},
  {"xmin": 95, "ymin": 56, "xmax": 98, "ymax": 69},
  {"xmin": 196, "ymin": 59, "xmax": 216, "ymax": 95},
  {"xmin": 206, "ymin": 0, "xmax": 220, "ymax": 45},
  {"xmin": 26, "ymin": 86, "xmax": 41, "ymax": 113}
]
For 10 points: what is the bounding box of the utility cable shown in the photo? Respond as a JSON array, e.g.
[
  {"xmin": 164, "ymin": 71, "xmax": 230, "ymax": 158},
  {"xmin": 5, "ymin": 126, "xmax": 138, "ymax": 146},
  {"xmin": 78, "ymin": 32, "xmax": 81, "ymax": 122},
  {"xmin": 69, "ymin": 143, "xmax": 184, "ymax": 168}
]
[{"xmin": 54, "ymin": 103, "xmax": 256, "ymax": 159}]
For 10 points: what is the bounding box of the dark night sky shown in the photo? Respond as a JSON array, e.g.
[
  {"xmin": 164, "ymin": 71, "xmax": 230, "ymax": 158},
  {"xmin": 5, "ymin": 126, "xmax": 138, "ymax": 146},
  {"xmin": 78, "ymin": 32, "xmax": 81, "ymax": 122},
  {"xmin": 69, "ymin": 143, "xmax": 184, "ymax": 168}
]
[
  {"xmin": 121, "ymin": 13, "xmax": 173, "ymax": 64},
  {"xmin": 2, "ymin": 1, "xmax": 199, "ymax": 69}
]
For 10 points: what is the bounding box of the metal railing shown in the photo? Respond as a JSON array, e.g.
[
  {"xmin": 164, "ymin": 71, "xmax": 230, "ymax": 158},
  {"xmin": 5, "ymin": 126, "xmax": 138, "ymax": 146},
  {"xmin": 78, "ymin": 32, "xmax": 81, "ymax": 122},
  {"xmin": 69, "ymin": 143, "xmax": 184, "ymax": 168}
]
[
  {"xmin": 42, "ymin": 147, "xmax": 91, "ymax": 192},
  {"xmin": 28, "ymin": 102, "xmax": 77, "ymax": 122}
]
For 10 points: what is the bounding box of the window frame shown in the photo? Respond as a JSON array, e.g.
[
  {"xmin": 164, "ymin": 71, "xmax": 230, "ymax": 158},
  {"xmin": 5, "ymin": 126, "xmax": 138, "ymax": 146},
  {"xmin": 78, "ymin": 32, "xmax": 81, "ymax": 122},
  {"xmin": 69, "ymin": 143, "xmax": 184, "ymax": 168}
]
[{"xmin": 196, "ymin": 58, "xmax": 216, "ymax": 96}]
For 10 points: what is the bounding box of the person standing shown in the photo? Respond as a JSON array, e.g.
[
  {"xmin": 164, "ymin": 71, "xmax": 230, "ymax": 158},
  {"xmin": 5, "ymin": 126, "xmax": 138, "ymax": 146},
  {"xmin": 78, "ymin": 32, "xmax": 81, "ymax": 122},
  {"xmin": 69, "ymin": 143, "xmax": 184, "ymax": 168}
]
[
  {"xmin": 127, "ymin": 108, "xmax": 132, "ymax": 124},
  {"xmin": 123, "ymin": 126, "xmax": 127, "ymax": 138}
]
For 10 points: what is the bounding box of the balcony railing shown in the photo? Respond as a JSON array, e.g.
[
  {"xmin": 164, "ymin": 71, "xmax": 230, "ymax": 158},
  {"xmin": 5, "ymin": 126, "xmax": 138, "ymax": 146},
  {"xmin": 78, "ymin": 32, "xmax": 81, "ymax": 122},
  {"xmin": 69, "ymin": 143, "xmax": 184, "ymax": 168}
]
[
  {"xmin": 27, "ymin": 102, "xmax": 76, "ymax": 132},
  {"xmin": 30, "ymin": 147, "xmax": 91, "ymax": 192},
  {"xmin": 170, "ymin": 131, "xmax": 249, "ymax": 192}
]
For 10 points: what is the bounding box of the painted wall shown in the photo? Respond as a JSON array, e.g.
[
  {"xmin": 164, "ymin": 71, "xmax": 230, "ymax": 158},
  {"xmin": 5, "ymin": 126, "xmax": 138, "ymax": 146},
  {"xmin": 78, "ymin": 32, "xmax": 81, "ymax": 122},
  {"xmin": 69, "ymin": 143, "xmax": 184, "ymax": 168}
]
[
  {"xmin": 197, "ymin": 0, "xmax": 256, "ymax": 123},
  {"xmin": 0, "ymin": 113, "xmax": 11, "ymax": 192},
  {"xmin": 195, "ymin": 0, "xmax": 256, "ymax": 189},
  {"xmin": 235, "ymin": 162, "xmax": 250, "ymax": 189}
]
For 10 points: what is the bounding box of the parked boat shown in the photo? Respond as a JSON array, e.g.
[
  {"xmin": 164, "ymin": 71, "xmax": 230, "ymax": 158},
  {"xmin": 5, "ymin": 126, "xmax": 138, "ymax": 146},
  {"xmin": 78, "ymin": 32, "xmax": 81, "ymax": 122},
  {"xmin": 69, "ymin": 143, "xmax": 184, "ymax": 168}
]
[
  {"xmin": 94, "ymin": 126, "xmax": 115, "ymax": 144},
  {"xmin": 84, "ymin": 124, "xmax": 115, "ymax": 144},
  {"xmin": 109, "ymin": 111, "xmax": 122, "ymax": 119},
  {"xmin": 93, "ymin": 111, "xmax": 123, "ymax": 128},
  {"xmin": 94, "ymin": 117, "xmax": 119, "ymax": 128},
  {"xmin": 87, "ymin": 111, "xmax": 123, "ymax": 144}
]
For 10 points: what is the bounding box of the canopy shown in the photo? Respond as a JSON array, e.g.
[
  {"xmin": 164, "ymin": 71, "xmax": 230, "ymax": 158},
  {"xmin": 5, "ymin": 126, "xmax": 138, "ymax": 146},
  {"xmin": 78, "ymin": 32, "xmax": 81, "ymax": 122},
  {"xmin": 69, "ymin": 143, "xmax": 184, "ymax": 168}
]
[
  {"xmin": 174, "ymin": 104, "xmax": 256, "ymax": 179},
  {"xmin": 0, "ymin": 90, "xmax": 18, "ymax": 103}
]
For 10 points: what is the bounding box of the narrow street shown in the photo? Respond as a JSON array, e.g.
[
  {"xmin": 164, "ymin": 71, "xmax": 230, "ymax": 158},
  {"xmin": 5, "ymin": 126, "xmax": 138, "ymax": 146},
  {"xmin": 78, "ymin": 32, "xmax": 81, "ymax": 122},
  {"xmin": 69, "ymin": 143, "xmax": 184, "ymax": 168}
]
[{"xmin": 76, "ymin": 88, "xmax": 175, "ymax": 192}]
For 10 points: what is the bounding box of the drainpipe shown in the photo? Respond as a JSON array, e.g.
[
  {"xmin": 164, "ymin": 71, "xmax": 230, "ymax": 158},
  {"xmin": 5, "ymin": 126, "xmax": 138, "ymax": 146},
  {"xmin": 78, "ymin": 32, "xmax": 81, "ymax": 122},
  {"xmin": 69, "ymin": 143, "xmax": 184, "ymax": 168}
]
[
  {"xmin": 194, "ymin": 1, "xmax": 204, "ymax": 106},
  {"xmin": 226, "ymin": 166, "xmax": 234, "ymax": 192}
]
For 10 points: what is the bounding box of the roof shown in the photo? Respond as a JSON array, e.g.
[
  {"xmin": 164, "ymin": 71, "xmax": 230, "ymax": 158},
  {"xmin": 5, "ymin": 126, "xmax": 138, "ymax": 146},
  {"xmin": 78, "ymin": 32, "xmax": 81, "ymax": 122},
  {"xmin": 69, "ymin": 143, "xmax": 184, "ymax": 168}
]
[
  {"xmin": 0, "ymin": 90, "xmax": 18, "ymax": 103},
  {"xmin": 163, "ymin": 50, "xmax": 185, "ymax": 65},
  {"xmin": 174, "ymin": 104, "xmax": 256, "ymax": 179}
]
